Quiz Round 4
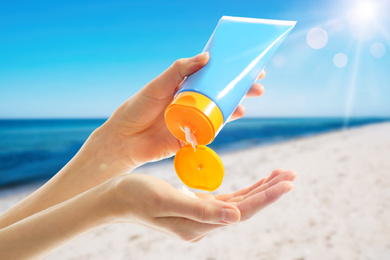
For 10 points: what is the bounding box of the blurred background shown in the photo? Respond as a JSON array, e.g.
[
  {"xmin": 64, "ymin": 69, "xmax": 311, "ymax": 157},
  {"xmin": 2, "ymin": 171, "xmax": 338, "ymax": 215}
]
[
  {"xmin": 0, "ymin": 0, "xmax": 389, "ymax": 184},
  {"xmin": 1, "ymin": 1, "xmax": 390, "ymax": 259}
]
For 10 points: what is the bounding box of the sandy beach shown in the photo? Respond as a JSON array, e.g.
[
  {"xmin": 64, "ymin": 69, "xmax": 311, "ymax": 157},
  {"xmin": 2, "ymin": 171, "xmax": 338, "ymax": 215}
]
[{"xmin": 1, "ymin": 122, "xmax": 390, "ymax": 260}]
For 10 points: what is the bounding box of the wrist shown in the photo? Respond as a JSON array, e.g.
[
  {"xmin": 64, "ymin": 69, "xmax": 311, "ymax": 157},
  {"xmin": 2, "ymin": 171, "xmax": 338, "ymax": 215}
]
[
  {"xmin": 91, "ymin": 122, "xmax": 138, "ymax": 170},
  {"xmin": 61, "ymin": 124, "xmax": 137, "ymax": 184},
  {"xmin": 102, "ymin": 175, "xmax": 137, "ymax": 223},
  {"xmin": 92, "ymin": 178, "xmax": 124, "ymax": 224}
]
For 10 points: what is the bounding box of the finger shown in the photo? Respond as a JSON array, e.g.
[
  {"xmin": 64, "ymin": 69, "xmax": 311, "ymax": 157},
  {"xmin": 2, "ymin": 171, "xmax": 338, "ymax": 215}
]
[
  {"xmin": 257, "ymin": 70, "xmax": 266, "ymax": 80},
  {"xmin": 142, "ymin": 52, "xmax": 210, "ymax": 100},
  {"xmin": 228, "ymin": 105, "xmax": 245, "ymax": 122},
  {"xmin": 225, "ymin": 169, "xmax": 290, "ymax": 202},
  {"xmin": 237, "ymin": 181, "xmax": 294, "ymax": 221},
  {"xmin": 227, "ymin": 169, "xmax": 284, "ymax": 204},
  {"xmin": 243, "ymin": 170, "xmax": 298, "ymax": 199},
  {"xmin": 263, "ymin": 168, "xmax": 285, "ymax": 184},
  {"xmin": 178, "ymin": 139, "xmax": 187, "ymax": 148},
  {"xmin": 215, "ymin": 169, "xmax": 295, "ymax": 202},
  {"xmin": 171, "ymin": 196, "xmax": 241, "ymax": 224},
  {"xmin": 245, "ymin": 83, "xmax": 264, "ymax": 98},
  {"xmin": 215, "ymin": 177, "xmax": 267, "ymax": 202},
  {"xmin": 226, "ymin": 195, "xmax": 245, "ymax": 203}
]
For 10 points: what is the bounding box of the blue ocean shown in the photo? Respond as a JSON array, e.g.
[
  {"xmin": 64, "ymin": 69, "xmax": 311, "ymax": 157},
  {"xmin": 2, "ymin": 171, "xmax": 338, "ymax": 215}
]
[{"xmin": 0, "ymin": 118, "xmax": 388, "ymax": 187}]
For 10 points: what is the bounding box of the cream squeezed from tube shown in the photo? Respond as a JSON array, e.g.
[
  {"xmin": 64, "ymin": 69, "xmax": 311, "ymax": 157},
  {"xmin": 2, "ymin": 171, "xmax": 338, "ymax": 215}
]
[
  {"xmin": 178, "ymin": 185, "xmax": 198, "ymax": 198},
  {"xmin": 184, "ymin": 126, "xmax": 197, "ymax": 151}
]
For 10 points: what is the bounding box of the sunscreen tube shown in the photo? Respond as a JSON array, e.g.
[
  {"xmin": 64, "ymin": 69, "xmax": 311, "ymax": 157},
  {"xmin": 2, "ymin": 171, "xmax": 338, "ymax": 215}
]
[
  {"xmin": 165, "ymin": 16, "xmax": 296, "ymax": 191},
  {"xmin": 165, "ymin": 16, "xmax": 296, "ymax": 145}
]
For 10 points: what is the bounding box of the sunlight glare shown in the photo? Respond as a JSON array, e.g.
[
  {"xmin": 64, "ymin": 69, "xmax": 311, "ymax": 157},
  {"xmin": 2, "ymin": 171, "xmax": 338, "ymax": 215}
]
[
  {"xmin": 306, "ymin": 27, "xmax": 328, "ymax": 49},
  {"xmin": 343, "ymin": 42, "xmax": 362, "ymax": 129},
  {"xmin": 347, "ymin": 1, "xmax": 379, "ymax": 42},
  {"xmin": 333, "ymin": 53, "xmax": 348, "ymax": 68},
  {"xmin": 355, "ymin": 1, "xmax": 376, "ymax": 20},
  {"xmin": 370, "ymin": 42, "xmax": 386, "ymax": 58}
]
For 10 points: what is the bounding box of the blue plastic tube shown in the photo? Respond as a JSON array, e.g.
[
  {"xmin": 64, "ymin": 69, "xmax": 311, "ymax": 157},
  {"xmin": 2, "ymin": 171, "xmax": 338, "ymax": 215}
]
[
  {"xmin": 181, "ymin": 16, "xmax": 295, "ymax": 121},
  {"xmin": 165, "ymin": 16, "xmax": 296, "ymax": 145}
]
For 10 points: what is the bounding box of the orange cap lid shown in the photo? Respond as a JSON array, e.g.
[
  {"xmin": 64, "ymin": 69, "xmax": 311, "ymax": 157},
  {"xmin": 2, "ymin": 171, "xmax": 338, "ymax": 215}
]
[
  {"xmin": 174, "ymin": 144, "xmax": 224, "ymax": 191},
  {"xmin": 165, "ymin": 92, "xmax": 224, "ymax": 145}
]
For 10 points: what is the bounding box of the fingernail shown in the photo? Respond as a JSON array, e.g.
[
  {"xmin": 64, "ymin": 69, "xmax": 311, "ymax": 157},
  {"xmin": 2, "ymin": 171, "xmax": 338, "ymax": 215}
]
[
  {"xmin": 220, "ymin": 208, "xmax": 239, "ymax": 224},
  {"xmin": 193, "ymin": 52, "xmax": 209, "ymax": 62}
]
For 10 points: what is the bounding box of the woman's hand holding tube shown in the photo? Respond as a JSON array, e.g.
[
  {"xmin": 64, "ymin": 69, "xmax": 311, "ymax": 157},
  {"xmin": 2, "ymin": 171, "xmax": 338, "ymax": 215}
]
[
  {"xmin": 0, "ymin": 53, "xmax": 266, "ymax": 230},
  {"xmin": 46, "ymin": 52, "xmax": 266, "ymax": 204},
  {"xmin": 0, "ymin": 49, "xmax": 296, "ymax": 260},
  {"xmin": 95, "ymin": 52, "xmax": 266, "ymax": 171}
]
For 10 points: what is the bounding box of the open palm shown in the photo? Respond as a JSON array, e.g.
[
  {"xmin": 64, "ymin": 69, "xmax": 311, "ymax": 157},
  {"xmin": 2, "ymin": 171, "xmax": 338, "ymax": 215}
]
[{"xmin": 115, "ymin": 168, "xmax": 297, "ymax": 242}]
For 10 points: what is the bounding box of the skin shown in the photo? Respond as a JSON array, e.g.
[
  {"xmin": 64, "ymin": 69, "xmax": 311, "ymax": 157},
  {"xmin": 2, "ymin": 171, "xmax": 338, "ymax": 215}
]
[{"xmin": 0, "ymin": 52, "xmax": 297, "ymax": 259}]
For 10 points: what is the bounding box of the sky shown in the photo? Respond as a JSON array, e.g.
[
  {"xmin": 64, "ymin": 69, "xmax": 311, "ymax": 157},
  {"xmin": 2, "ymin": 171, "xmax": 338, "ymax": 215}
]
[{"xmin": 0, "ymin": 0, "xmax": 389, "ymax": 119}]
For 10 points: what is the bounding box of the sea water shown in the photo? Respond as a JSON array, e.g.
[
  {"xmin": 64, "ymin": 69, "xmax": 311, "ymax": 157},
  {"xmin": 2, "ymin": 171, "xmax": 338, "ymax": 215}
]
[{"xmin": 0, "ymin": 117, "xmax": 388, "ymax": 187}]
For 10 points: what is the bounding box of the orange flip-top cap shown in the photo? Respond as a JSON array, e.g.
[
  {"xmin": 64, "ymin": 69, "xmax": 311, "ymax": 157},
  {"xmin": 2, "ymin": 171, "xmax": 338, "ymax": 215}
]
[
  {"xmin": 174, "ymin": 144, "xmax": 224, "ymax": 191},
  {"xmin": 164, "ymin": 91, "xmax": 224, "ymax": 145}
]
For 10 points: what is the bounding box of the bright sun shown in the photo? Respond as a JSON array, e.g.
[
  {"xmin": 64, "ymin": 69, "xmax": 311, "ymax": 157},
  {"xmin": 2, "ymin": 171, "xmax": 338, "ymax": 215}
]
[{"xmin": 354, "ymin": 1, "xmax": 376, "ymax": 20}]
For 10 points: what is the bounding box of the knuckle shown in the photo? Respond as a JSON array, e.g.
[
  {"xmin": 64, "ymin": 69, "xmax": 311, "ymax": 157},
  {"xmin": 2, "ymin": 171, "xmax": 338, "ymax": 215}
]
[
  {"xmin": 264, "ymin": 188, "xmax": 278, "ymax": 203},
  {"xmin": 150, "ymin": 192, "xmax": 163, "ymax": 207},
  {"xmin": 149, "ymin": 191, "xmax": 170, "ymax": 212},
  {"xmin": 193, "ymin": 204, "xmax": 210, "ymax": 223},
  {"xmin": 173, "ymin": 58, "xmax": 185, "ymax": 68}
]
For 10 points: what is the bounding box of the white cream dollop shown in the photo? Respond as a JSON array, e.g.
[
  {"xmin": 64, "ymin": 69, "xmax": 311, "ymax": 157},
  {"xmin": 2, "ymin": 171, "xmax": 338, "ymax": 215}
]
[
  {"xmin": 178, "ymin": 186, "xmax": 198, "ymax": 199},
  {"xmin": 184, "ymin": 126, "xmax": 197, "ymax": 151}
]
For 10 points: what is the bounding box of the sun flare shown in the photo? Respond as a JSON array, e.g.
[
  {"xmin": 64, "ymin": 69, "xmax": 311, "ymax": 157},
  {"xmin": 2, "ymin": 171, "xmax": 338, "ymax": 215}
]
[{"xmin": 354, "ymin": 1, "xmax": 376, "ymax": 20}]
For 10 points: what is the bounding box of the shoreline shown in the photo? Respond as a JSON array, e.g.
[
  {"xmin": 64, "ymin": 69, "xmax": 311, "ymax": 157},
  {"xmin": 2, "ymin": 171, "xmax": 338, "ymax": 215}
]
[
  {"xmin": 1, "ymin": 120, "xmax": 389, "ymax": 196},
  {"xmin": 1, "ymin": 118, "xmax": 389, "ymax": 187}
]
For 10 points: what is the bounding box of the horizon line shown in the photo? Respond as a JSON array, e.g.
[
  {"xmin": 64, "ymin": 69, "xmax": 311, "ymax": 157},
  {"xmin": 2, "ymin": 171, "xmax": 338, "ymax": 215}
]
[{"xmin": 1, "ymin": 116, "xmax": 390, "ymax": 120}]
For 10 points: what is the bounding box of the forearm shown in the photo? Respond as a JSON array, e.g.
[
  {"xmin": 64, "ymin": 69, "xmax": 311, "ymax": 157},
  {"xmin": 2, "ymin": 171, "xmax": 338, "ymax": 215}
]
[
  {"xmin": 0, "ymin": 179, "xmax": 118, "ymax": 260},
  {"xmin": 0, "ymin": 125, "xmax": 134, "ymax": 229}
]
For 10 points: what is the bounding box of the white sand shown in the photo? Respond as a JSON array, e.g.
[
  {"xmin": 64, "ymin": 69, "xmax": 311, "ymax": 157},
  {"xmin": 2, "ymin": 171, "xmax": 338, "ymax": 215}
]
[{"xmin": 1, "ymin": 122, "xmax": 390, "ymax": 260}]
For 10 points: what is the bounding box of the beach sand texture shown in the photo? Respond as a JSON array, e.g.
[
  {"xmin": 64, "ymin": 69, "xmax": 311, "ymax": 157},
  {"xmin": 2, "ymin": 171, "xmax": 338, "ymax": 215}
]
[{"xmin": 1, "ymin": 122, "xmax": 389, "ymax": 260}]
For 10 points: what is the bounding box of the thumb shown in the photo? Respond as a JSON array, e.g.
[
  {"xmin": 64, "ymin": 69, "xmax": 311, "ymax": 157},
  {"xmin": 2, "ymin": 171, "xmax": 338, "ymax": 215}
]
[
  {"xmin": 142, "ymin": 52, "xmax": 209, "ymax": 100},
  {"xmin": 174, "ymin": 196, "xmax": 241, "ymax": 224}
]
